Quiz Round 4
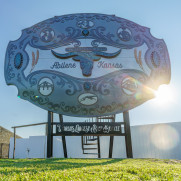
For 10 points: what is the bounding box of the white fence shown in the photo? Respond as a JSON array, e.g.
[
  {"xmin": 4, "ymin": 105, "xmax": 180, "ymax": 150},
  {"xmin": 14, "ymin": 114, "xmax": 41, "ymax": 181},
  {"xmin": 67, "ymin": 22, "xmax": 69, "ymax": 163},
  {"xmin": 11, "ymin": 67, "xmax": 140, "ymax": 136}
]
[{"xmin": 9, "ymin": 122, "xmax": 181, "ymax": 159}]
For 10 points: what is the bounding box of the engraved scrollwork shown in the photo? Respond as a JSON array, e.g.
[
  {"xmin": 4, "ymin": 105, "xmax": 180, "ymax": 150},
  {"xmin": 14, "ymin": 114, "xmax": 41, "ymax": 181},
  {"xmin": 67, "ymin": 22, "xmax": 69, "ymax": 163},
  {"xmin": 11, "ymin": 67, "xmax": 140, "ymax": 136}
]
[
  {"xmin": 117, "ymin": 28, "xmax": 131, "ymax": 42},
  {"xmin": 133, "ymin": 34, "xmax": 143, "ymax": 46},
  {"xmin": 65, "ymin": 83, "xmax": 78, "ymax": 95},
  {"xmin": 94, "ymin": 14, "xmax": 115, "ymax": 22},
  {"xmin": 8, "ymin": 44, "xmax": 17, "ymax": 59},
  {"xmin": 77, "ymin": 19, "xmax": 94, "ymax": 29},
  {"xmin": 17, "ymin": 73, "xmax": 27, "ymax": 89},
  {"xmin": 90, "ymin": 26, "xmax": 143, "ymax": 49},
  {"xmin": 7, "ymin": 64, "xmax": 15, "ymax": 80},
  {"xmin": 93, "ymin": 82, "xmax": 110, "ymax": 95},
  {"xmin": 126, "ymin": 21, "xmax": 146, "ymax": 32},
  {"xmin": 6, "ymin": 44, "xmax": 17, "ymax": 80},
  {"xmin": 151, "ymin": 51, "xmax": 160, "ymax": 68},
  {"xmin": 59, "ymin": 101, "xmax": 124, "ymax": 116},
  {"xmin": 97, "ymin": 105, "xmax": 112, "ymax": 114},
  {"xmin": 56, "ymin": 27, "xmax": 81, "ymax": 47},
  {"xmin": 71, "ymin": 106, "xmax": 83, "ymax": 114},
  {"xmin": 26, "ymin": 22, "xmax": 51, "ymax": 34},
  {"xmin": 19, "ymin": 36, "xmax": 29, "ymax": 49},
  {"xmin": 89, "ymin": 108, "xmax": 96, "ymax": 115},
  {"xmin": 29, "ymin": 76, "xmax": 38, "ymax": 87},
  {"xmin": 55, "ymin": 75, "xmax": 82, "ymax": 95},
  {"xmin": 27, "ymin": 14, "xmax": 147, "ymax": 50},
  {"xmin": 23, "ymin": 91, "xmax": 49, "ymax": 105},
  {"xmin": 90, "ymin": 26, "xmax": 119, "ymax": 47},
  {"xmin": 56, "ymin": 77, "xmax": 66, "ymax": 88},
  {"xmin": 30, "ymin": 27, "xmax": 82, "ymax": 49},
  {"xmin": 92, "ymin": 76, "xmax": 118, "ymax": 95},
  {"xmin": 60, "ymin": 102, "xmax": 81, "ymax": 114},
  {"xmin": 59, "ymin": 15, "xmax": 75, "ymax": 23},
  {"xmin": 30, "ymin": 36, "xmax": 39, "ymax": 46},
  {"xmin": 156, "ymin": 42, "xmax": 165, "ymax": 55},
  {"xmin": 26, "ymin": 15, "xmax": 76, "ymax": 34},
  {"xmin": 91, "ymin": 40, "xmax": 100, "ymax": 47},
  {"xmin": 40, "ymin": 28, "xmax": 55, "ymax": 42},
  {"xmin": 143, "ymin": 34, "xmax": 154, "ymax": 48},
  {"xmin": 47, "ymin": 102, "xmax": 60, "ymax": 111}
]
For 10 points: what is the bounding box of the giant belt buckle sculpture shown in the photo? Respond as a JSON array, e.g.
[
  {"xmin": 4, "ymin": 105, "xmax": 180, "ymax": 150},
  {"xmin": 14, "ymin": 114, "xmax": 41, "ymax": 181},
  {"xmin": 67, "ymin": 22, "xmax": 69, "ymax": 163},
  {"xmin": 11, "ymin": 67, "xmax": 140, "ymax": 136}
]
[{"xmin": 5, "ymin": 13, "xmax": 171, "ymax": 117}]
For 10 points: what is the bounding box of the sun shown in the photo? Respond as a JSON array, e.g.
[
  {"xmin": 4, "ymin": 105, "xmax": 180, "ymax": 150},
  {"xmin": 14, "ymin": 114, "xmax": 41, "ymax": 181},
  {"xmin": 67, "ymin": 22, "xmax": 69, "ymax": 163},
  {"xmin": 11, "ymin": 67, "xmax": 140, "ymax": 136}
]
[{"xmin": 153, "ymin": 84, "xmax": 175, "ymax": 106}]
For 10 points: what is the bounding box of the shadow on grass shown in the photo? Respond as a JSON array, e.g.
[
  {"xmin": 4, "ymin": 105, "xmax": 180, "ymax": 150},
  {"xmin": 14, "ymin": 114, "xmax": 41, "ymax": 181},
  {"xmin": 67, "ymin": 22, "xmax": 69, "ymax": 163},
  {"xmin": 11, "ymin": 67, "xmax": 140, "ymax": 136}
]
[{"xmin": 0, "ymin": 158, "xmax": 124, "ymax": 175}]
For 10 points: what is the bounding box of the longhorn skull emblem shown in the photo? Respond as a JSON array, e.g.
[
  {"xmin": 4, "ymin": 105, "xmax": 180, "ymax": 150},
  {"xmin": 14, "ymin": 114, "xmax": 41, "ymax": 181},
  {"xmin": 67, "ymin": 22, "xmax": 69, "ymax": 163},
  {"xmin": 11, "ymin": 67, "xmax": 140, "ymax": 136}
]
[{"xmin": 51, "ymin": 49, "xmax": 121, "ymax": 76}]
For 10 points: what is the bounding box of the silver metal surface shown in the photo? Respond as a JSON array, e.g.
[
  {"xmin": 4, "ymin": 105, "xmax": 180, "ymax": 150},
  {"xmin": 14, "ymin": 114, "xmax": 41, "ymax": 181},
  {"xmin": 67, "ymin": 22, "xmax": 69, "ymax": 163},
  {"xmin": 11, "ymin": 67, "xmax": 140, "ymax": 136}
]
[{"xmin": 4, "ymin": 13, "xmax": 171, "ymax": 117}]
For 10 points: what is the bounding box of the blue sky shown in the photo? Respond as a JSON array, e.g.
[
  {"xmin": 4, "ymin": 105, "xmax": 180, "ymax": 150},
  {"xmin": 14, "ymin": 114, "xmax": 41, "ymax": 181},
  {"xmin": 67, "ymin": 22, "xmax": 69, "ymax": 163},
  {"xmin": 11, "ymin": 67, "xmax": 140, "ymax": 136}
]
[{"xmin": 0, "ymin": 0, "xmax": 181, "ymax": 137}]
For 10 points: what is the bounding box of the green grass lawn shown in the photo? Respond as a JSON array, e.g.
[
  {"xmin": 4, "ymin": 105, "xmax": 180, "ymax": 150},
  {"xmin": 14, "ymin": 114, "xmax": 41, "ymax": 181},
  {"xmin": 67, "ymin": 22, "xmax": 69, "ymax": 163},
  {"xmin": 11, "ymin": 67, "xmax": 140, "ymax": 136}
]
[{"xmin": 0, "ymin": 158, "xmax": 181, "ymax": 180}]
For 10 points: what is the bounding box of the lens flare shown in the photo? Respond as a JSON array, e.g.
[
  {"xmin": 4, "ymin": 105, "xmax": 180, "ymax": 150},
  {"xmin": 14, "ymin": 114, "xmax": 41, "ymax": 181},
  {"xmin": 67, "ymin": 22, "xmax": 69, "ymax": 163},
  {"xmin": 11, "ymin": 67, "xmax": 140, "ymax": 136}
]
[{"xmin": 151, "ymin": 124, "xmax": 179, "ymax": 150}]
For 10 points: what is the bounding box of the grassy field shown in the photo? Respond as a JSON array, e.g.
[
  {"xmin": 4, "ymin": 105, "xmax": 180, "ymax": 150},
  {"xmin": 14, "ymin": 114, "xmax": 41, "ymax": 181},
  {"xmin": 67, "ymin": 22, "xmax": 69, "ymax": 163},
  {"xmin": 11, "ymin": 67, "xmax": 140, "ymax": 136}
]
[{"xmin": 0, "ymin": 158, "xmax": 181, "ymax": 180}]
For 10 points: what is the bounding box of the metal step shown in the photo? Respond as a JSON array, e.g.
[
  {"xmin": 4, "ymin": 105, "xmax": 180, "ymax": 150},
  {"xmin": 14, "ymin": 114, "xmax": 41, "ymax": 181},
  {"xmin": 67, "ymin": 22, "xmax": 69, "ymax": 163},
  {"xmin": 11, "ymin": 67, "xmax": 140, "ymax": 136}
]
[
  {"xmin": 82, "ymin": 147, "xmax": 98, "ymax": 150},
  {"xmin": 87, "ymin": 138, "xmax": 97, "ymax": 141},
  {"xmin": 83, "ymin": 152, "xmax": 98, "ymax": 155},
  {"xmin": 83, "ymin": 143, "xmax": 97, "ymax": 145}
]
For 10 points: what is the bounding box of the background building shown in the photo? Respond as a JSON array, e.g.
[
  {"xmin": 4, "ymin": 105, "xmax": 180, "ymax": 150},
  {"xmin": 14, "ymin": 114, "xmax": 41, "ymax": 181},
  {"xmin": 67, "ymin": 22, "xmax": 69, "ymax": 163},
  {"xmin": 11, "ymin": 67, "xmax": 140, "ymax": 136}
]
[{"xmin": 0, "ymin": 126, "xmax": 21, "ymax": 158}]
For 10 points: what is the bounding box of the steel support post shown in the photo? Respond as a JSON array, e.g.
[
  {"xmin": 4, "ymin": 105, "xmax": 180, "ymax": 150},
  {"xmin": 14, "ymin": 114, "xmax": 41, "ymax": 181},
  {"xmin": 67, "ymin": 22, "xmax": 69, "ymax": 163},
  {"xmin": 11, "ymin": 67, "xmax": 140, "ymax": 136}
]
[
  {"xmin": 109, "ymin": 116, "xmax": 115, "ymax": 158},
  {"xmin": 123, "ymin": 111, "xmax": 133, "ymax": 158},
  {"xmin": 109, "ymin": 136, "xmax": 114, "ymax": 158},
  {"xmin": 59, "ymin": 114, "xmax": 67, "ymax": 158},
  {"xmin": 47, "ymin": 111, "xmax": 53, "ymax": 158},
  {"xmin": 97, "ymin": 136, "xmax": 101, "ymax": 158}
]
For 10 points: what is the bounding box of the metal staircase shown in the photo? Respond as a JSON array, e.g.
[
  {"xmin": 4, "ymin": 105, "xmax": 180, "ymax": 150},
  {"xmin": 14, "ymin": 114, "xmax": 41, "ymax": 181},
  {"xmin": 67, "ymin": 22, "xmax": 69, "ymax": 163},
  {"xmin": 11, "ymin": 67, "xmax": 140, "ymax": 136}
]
[
  {"xmin": 81, "ymin": 115, "xmax": 115, "ymax": 158},
  {"xmin": 81, "ymin": 118, "xmax": 100, "ymax": 157}
]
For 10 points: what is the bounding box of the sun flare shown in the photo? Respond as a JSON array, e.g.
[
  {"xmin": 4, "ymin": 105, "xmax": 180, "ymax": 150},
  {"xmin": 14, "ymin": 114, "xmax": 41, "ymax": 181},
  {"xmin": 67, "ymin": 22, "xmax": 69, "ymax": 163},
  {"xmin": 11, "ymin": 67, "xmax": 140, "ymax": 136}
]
[{"xmin": 153, "ymin": 84, "xmax": 175, "ymax": 106}]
